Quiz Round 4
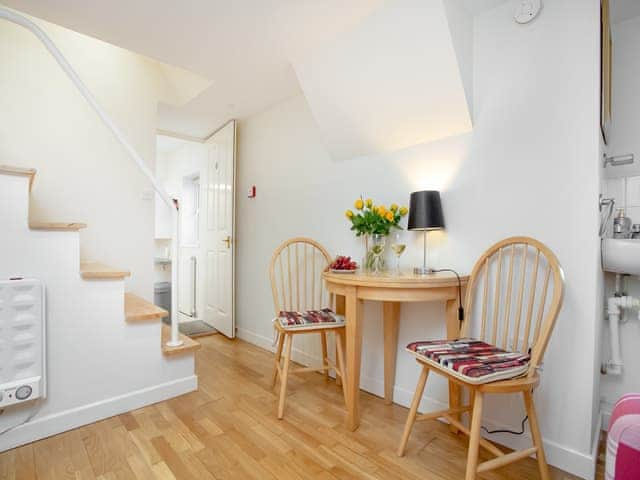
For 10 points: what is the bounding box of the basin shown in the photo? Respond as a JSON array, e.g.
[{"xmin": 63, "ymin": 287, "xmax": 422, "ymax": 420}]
[{"xmin": 602, "ymin": 238, "xmax": 640, "ymax": 276}]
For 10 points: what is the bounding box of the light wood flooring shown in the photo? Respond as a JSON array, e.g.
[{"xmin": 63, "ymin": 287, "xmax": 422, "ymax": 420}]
[{"xmin": 0, "ymin": 335, "xmax": 598, "ymax": 479}]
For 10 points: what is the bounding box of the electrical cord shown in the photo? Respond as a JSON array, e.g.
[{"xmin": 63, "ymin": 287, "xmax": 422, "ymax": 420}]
[
  {"xmin": 432, "ymin": 268, "xmax": 465, "ymax": 327},
  {"xmin": 482, "ymin": 415, "xmax": 528, "ymax": 436},
  {"xmin": 0, "ymin": 401, "xmax": 42, "ymax": 436},
  {"xmin": 432, "ymin": 268, "xmax": 531, "ymax": 436}
]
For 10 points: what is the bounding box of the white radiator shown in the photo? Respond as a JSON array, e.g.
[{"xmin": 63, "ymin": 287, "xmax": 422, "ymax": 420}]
[{"xmin": 0, "ymin": 278, "xmax": 46, "ymax": 408}]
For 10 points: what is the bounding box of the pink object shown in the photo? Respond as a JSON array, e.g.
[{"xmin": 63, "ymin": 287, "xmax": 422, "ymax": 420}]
[{"xmin": 606, "ymin": 394, "xmax": 640, "ymax": 480}]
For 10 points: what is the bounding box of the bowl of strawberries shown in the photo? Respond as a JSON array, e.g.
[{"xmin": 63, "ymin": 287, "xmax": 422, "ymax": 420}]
[{"xmin": 329, "ymin": 256, "xmax": 358, "ymax": 273}]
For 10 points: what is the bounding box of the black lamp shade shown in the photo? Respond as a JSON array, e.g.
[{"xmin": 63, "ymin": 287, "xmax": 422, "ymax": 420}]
[{"xmin": 408, "ymin": 190, "xmax": 445, "ymax": 231}]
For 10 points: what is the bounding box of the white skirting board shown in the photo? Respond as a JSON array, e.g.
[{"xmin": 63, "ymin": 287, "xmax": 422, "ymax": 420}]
[
  {"xmin": 0, "ymin": 375, "xmax": 197, "ymax": 452},
  {"xmin": 236, "ymin": 327, "xmax": 596, "ymax": 480}
]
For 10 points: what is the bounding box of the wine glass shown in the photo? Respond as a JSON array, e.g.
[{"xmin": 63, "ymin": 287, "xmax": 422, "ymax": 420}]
[{"xmin": 390, "ymin": 231, "xmax": 407, "ymax": 275}]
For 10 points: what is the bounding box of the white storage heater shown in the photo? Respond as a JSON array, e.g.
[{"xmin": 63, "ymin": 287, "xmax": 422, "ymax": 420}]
[{"xmin": 0, "ymin": 278, "xmax": 46, "ymax": 408}]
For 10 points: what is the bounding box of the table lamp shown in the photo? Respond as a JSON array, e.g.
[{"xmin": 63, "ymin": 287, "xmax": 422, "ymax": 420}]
[{"xmin": 408, "ymin": 190, "xmax": 444, "ymax": 275}]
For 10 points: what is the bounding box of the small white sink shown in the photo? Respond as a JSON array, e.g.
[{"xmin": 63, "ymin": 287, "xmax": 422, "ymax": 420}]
[{"xmin": 602, "ymin": 238, "xmax": 640, "ymax": 276}]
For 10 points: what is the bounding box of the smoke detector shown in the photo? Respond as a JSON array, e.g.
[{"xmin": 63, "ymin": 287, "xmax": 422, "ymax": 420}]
[{"xmin": 514, "ymin": 0, "xmax": 542, "ymax": 24}]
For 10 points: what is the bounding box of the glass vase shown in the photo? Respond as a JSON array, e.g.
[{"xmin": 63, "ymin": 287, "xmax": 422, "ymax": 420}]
[
  {"xmin": 361, "ymin": 234, "xmax": 370, "ymax": 272},
  {"xmin": 365, "ymin": 233, "xmax": 386, "ymax": 274}
]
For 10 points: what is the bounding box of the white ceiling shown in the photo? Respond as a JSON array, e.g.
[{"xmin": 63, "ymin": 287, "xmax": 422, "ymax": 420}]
[
  {"xmin": 3, "ymin": 0, "xmax": 503, "ymax": 138},
  {"xmin": 461, "ymin": 0, "xmax": 509, "ymax": 15},
  {"xmin": 611, "ymin": 0, "xmax": 640, "ymax": 24},
  {"xmin": 462, "ymin": 0, "xmax": 640, "ymax": 24}
]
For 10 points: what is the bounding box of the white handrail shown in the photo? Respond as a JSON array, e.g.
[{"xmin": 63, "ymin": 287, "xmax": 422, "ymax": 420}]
[{"xmin": 1, "ymin": 7, "xmax": 183, "ymax": 347}]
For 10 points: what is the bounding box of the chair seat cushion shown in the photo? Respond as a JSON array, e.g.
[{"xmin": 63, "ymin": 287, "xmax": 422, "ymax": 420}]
[
  {"xmin": 277, "ymin": 308, "xmax": 345, "ymax": 330},
  {"xmin": 406, "ymin": 338, "xmax": 530, "ymax": 385}
]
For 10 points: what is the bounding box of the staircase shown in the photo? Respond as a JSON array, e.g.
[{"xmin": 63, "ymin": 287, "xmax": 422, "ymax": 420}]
[
  {"xmin": 0, "ymin": 165, "xmax": 199, "ymax": 451},
  {"xmin": 1, "ymin": 164, "xmax": 199, "ymax": 355}
]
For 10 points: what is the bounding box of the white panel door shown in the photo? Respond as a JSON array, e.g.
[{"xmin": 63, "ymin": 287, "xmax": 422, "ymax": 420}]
[{"xmin": 205, "ymin": 121, "xmax": 236, "ymax": 338}]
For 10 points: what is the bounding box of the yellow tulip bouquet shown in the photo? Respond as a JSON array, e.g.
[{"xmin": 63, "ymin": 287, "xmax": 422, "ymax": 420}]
[
  {"xmin": 345, "ymin": 197, "xmax": 408, "ymax": 236},
  {"xmin": 345, "ymin": 197, "xmax": 408, "ymax": 272}
]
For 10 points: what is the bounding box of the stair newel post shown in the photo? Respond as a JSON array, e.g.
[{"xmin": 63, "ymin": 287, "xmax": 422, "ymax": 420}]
[{"xmin": 167, "ymin": 201, "xmax": 183, "ymax": 347}]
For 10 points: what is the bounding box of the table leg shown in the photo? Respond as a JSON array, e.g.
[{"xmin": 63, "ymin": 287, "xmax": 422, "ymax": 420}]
[
  {"xmin": 446, "ymin": 298, "xmax": 462, "ymax": 434},
  {"xmin": 383, "ymin": 302, "xmax": 400, "ymax": 405},
  {"xmin": 345, "ymin": 286, "xmax": 363, "ymax": 431}
]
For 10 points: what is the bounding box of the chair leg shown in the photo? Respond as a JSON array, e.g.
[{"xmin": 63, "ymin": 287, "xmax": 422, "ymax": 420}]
[
  {"xmin": 465, "ymin": 391, "xmax": 484, "ymax": 480},
  {"xmin": 335, "ymin": 330, "xmax": 348, "ymax": 406},
  {"xmin": 524, "ymin": 390, "xmax": 550, "ymax": 480},
  {"xmin": 277, "ymin": 333, "xmax": 293, "ymax": 419},
  {"xmin": 335, "ymin": 333, "xmax": 345, "ymax": 387},
  {"xmin": 321, "ymin": 331, "xmax": 329, "ymax": 380},
  {"xmin": 272, "ymin": 331, "xmax": 285, "ymax": 387},
  {"xmin": 467, "ymin": 388, "xmax": 476, "ymax": 428},
  {"xmin": 397, "ymin": 365, "xmax": 429, "ymax": 456}
]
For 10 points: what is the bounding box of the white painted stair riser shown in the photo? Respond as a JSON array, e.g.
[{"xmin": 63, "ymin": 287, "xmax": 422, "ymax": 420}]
[{"xmin": 0, "ymin": 174, "xmax": 30, "ymax": 231}]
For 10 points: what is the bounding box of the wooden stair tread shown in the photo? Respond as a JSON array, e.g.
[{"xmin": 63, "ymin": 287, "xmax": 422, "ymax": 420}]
[
  {"xmin": 0, "ymin": 165, "xmax": 36, "ymax": 191},
  {"xmin": 30, "ymin": 222, "xmax": 87, "ymax": 231},
  {"xmin": 161, "ymin": 324, "xmax": 201, "ymax": 356},
  {"xmin": 80, "ymin": 261, "xmax": 130, "ymax": 280},
  {"xmin": 125, "ymin": 293, "xmax": 167, "ymax": 322}
]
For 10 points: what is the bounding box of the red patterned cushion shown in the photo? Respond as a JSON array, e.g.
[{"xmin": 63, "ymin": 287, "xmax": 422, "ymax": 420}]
[
  {"xmin": 277, "ymin": 308, "xmax": 345, "ymax": 330},
  {"xmin": 406, "ymin": 338, "xmax": 530, "ymax": 384}
]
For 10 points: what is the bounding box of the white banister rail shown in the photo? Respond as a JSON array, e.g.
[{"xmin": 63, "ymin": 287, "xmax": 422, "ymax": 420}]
[{"xmin": 1, "ymin": 7, "xmax": 183, "ymax": 347}]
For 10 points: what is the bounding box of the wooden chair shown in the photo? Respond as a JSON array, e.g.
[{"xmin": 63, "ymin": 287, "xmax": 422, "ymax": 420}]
[
  {"xmin": 397, "ymin": 236, "xmax": 564, "ymax": 480},
  {"xmin": 269, "ymin": 237, "xmax": 347, "ymax": 419}
]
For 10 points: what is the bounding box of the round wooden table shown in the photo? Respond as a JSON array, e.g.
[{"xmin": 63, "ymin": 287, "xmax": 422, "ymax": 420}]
[{"xmin": 323, "ymin": 270, "xmax": 468, "ymax": 431}]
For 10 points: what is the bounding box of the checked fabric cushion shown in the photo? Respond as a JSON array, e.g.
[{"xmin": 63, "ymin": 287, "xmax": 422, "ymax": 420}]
[
  {"xmin": 277, "ymin": 308, "xmax": 345, "ymax": 330},
  {"xmin": 406, "ymin": 338, "xmax": 530, "ymax": 385}
]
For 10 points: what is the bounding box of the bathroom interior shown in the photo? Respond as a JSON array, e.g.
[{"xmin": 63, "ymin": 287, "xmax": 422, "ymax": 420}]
[
  {"xmin": 154, "ymin": 133, "xmax": 214, "ymax": 336},
  {"xmin": 599, "ymin": 3, "xmax": 640, "ymax": 427}
]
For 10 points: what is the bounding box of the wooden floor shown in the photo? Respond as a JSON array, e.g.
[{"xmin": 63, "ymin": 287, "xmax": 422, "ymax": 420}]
[{"xmin": 0, "ymin": 335, "xmax": 593, "ymax": 479}]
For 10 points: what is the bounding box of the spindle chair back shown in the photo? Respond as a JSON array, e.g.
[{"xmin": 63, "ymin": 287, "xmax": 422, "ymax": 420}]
[
  {"xmin": 268, "ymin": 237, "xmax": 346, "ymax": 419},
  {"xmin": 462, "ymin": 236, "xmax": 564, "ymax": 377},
  {"xmin": 269, "ymin": 237, "xmax": 334, "ymax": 315}
]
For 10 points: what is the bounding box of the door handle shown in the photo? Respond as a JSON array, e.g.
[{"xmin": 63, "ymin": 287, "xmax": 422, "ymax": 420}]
[{"xmin": 223, "ymin": 236, "xmax": 232, "ymax": 249}]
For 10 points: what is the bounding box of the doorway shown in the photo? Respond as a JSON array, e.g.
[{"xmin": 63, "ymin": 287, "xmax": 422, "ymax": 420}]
[{"xmin": 154, "ymin": 121, "xmax": 237, "ymax": 338}]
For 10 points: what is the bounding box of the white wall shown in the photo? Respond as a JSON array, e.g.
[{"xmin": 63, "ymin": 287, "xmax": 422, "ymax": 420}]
[
  {"xmin": 236, "ymin": 1, "xmax": 602, "ymax": 478},
  {"xmin": 600, "ymin": 15, "xmax": 640, "ymax": 423},
  {"xmin": 0, "ymin": 7, "xmax": 181, "ymax": 301}
]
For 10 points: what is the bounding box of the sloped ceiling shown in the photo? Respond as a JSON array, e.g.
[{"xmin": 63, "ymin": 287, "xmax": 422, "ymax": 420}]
[
  {"xmin": 461, "ymin": 0, "xmax": 509, "ymax": 15},
  {"xmin": 1, "ymin": 0, "xmax": 385, "ymax": 137},
  {"xmin": 4, "ymin": 0, "xmax": 481, "ymax": 159},
  {"xmin": 293, "ymin": 0, "xmax": 472, "ymax": 160}
]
